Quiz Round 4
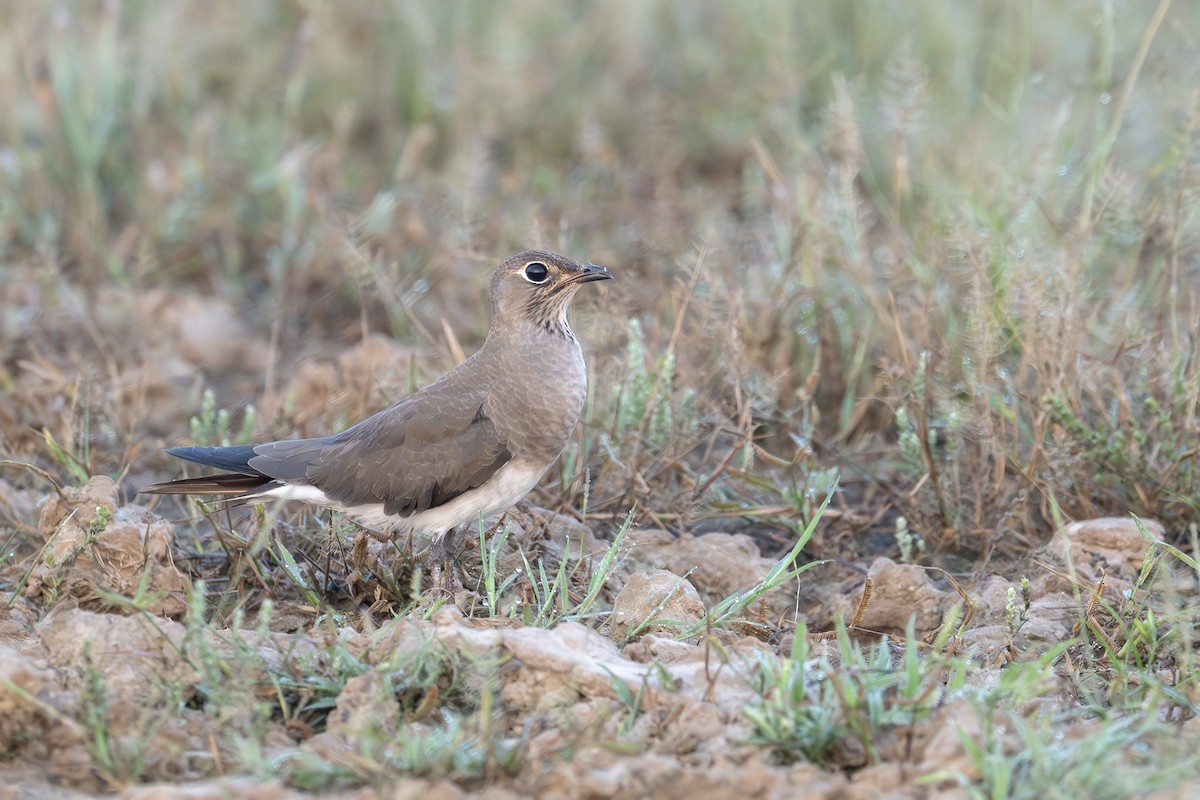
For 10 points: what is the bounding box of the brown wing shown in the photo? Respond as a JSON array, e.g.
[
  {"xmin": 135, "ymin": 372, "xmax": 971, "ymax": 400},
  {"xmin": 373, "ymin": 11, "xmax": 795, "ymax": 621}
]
[{"xmin": 246, "ymin": 386, "xmax": 512, "ymax": 517}]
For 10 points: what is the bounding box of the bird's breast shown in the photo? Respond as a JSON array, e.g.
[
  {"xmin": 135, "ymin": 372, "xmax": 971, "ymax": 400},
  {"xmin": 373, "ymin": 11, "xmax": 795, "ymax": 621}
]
[{"xmin": 486, "ymin": 333, "xmax": 588, "ymax": 460}]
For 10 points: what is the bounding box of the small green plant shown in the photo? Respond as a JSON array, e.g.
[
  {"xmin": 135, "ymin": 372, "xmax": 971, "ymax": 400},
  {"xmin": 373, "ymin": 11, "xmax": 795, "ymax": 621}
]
[
  {"xmin": 0, "ymin": 527, "xmax": 19, "ymax": 570},
  {"xmin": 517, "ymin": 548, "xmax": 574, "ymax": 628},
  {"xmin": 42, "ymin": 428, "xmax": 90, "ymax": 485},
  {"xmin": 189, "ymin": 388, "xmax": 256, "ymax": 447},
  {"xmin": 1042, "ymin": 388, "xmax": 1200, "ymax": 523},
  {"xmin": 88, "ymin": 505, "xmax": 112, "ymax": 538},
  {"xmin": 91, "ymin": 560, "xmax": 163, "ymax": 614},
  {"xmin": 377, "ymin": 713, "xmax": 521, "ymax": 780},
  {"xmin": 894, "ymin": 516, "xmax": 925, "ymax": 563},
  {"xmin": 518, "ymin": 508, "xmax": 634, "ymax": 628},
  {"xmin": 478, "ymin": 519, "xmax": 520, "ymax": 618},
  {"xmin": 569, "ymin": 509, "xmax": 633, "ymax": 623},
  {"xmin": 175, "ymin": 582, "xmax": 280, "ymax": 775},
  {"xmin": 895, "ymin": 352, "xmax": 966, "ymax": 531},
  {"xmin": 79, "ymin": 639, "xmax": 165, "ymax": 784},
  {"xmin": 679, "ymin": 487, "xmax": 832, "ymax": 640},
  {"xmin": 275, "ymin": 629, "xmax": 516, "ymax": 787},
  {"xmin": 610, "ymin": 319, "xmax": 696, "ymax": 447},
  {"xmin": 770, "ymin": 465, "xmax": 842, "ymax": 523},
  {"xmin": 944, "ymin": 640, "xmax": 1185, "ymax": 800},
  {"xmin": 1004, "ymin": 577, "xmax": 1031, "ymax": 639},
  {"xmin": 278, "ymin": 754, "xmax": 359, "ymax": 792},
  {"xmin": 266, "ymin": 534, "xmax": 348, "ymax": 626},
  {"xmin": 747, "ymin": 615, "xmax": 969, "ymax": 767},
  {"xmin": 743, "ymin": 622, "xmax": 843, "ymax": 765},
  {"xmin": 17, "ymin": 508, "xmax": 114, "ymax": 609},
  {"xmin": 605, "ymin": 667, "xmax": 650, "ymax": 737},
  {"xmin": 620, "ymin": 569, "xmax": 698, "ymax": 642},
  {"xmin": 79, "ymin": 640, "xmax": 117, "ymax": 779}
]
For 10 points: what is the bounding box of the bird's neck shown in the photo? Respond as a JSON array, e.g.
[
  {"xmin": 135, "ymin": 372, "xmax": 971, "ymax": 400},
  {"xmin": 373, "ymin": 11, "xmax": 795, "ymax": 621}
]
[
  {"xmin": 488, "ymin": 313, "xmax": 577, "ymax": 346},
  {"xmin": 533, "ymin": 302, "xmax": 576, "ymax": 338}
]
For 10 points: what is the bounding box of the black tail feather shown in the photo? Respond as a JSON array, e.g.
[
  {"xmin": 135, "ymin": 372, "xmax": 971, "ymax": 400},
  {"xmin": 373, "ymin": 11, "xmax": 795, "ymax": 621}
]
[
  {"xmin": 141, "ymin": 472, "xmax": 274, "ymax": 496},
  {"xmin": 166, "ymin": 444, "xmax": 262, "ymax": 476},
  {"xmin": 141, "ymin": 444, "xmax": 275, "ymax": 498}
]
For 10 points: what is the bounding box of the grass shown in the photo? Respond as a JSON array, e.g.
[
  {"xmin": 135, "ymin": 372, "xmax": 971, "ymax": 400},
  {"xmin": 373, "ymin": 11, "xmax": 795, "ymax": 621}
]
[
  {"xmin": 745, "ymin": 616, "xmax": 969, "ymax": 767},
  {"xmin": 1, "ymin": 0, "xmax": 1199, "ymax": 796}
]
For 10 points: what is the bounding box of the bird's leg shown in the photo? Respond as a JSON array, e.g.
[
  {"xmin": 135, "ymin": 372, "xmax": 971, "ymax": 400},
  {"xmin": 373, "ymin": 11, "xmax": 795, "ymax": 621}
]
[
  {"xmin": 428, "ymin": 535, "xmax": 445, "ymax": 594},
  {"xmin": 428, "ymin": 528, "xmax": 463, "ymax": 597},
  {"xmin": 443, "ymin": 527, "xmax": 464, "ymax": 594}
]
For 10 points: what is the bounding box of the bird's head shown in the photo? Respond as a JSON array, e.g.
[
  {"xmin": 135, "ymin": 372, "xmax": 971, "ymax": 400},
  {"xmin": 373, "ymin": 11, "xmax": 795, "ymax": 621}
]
[{"xmin": 489, "ymin": 249, "xmax": 612, "ymax": 336}]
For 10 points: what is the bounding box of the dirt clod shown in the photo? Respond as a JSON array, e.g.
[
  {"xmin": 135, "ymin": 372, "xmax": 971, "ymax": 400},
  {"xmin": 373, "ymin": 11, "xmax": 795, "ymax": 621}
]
[
  {"xmin": 609, "ymin": 568, "xmax": 705, "ymax": 641},
  {"xmin": 826, "ymin": 557, "xmax": 953, "ymax": 636},
  {"xmin": 26, "ymin": 476, "xmax": 188, "ymax": 616}
]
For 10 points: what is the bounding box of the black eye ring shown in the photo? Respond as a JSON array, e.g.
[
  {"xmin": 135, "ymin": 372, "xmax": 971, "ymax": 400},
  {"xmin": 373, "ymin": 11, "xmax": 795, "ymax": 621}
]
[{"xmin": 523, "ymin": 262, "xmax": 550, "ymax": 284}]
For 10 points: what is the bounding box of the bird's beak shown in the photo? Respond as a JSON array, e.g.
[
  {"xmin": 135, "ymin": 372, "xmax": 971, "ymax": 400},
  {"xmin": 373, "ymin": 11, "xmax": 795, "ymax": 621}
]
[{"xmin": 571, "ymin": 264, "xmax": 613, "ymax": 284}]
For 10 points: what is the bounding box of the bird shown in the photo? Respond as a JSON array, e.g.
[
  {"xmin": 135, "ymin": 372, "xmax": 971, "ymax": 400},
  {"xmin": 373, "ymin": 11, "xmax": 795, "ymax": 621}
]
[{"xmin": 142, "ymin": 249, "xmax": 612, "ymax": 593}]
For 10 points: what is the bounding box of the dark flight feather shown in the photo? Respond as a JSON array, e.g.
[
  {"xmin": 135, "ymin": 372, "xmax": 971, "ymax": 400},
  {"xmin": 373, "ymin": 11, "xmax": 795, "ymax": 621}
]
[{"xmin": 141, "ymin": 472, "xmax": 275, "ymax": 496}]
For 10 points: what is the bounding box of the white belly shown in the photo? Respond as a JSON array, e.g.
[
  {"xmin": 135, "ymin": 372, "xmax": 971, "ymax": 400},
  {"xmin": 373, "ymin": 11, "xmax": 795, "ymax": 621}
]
[{"xmin": 254, "ymin": 459, "xmax": 548, "ymax": 541}]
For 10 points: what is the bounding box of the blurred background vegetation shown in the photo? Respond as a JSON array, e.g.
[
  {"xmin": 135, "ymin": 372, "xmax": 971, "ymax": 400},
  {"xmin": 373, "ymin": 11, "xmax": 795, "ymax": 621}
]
[{"xmin": 1, "ymin": 0, "xmax": 1197, "ymax": 561}]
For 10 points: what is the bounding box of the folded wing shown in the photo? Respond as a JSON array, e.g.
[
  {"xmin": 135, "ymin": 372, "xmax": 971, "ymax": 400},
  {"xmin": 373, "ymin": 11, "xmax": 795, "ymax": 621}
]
[{"xmin": 248, "ymin": 387, "xmax": 512, "ymax": 516}]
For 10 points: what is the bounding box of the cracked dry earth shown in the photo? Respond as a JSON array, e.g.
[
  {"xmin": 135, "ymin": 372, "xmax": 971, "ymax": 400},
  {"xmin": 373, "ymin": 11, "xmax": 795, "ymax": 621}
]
[{"xmin": 2, "ymin": 469, "xmax": 1189, "ymax": 799}]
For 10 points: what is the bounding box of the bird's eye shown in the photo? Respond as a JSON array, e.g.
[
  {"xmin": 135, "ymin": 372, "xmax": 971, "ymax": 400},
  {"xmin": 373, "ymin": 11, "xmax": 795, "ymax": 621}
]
[{"xmin": 523, "ymin": 262, "xmax": 550, "ymax": 284}]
